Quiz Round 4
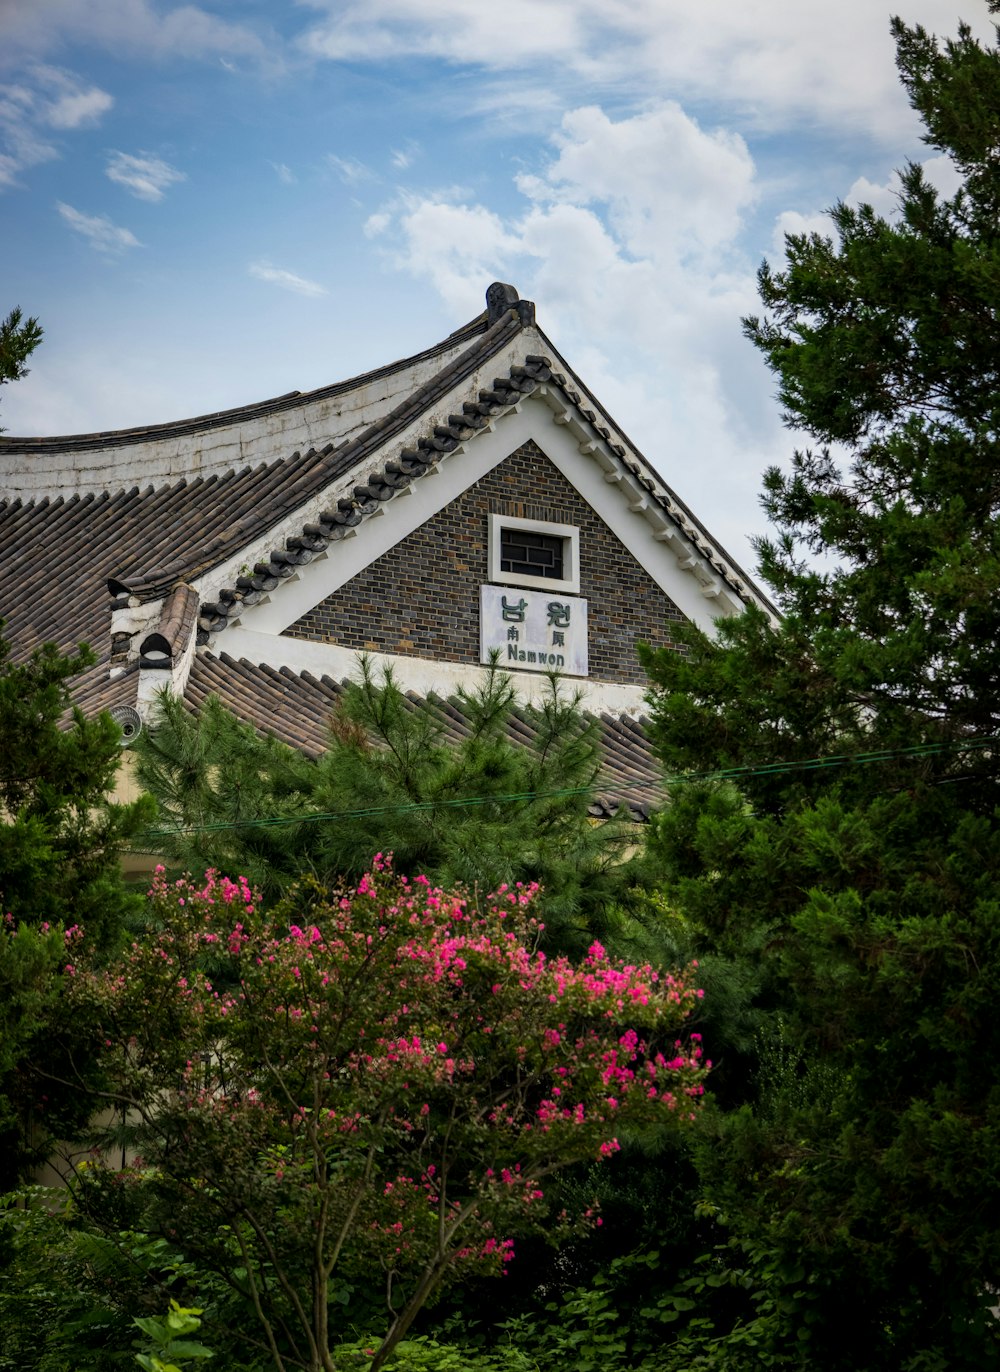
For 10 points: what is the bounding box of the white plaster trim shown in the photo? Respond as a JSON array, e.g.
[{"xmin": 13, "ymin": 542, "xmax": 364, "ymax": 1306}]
[
  {"xmin": 487, "ymin": 512, "xmax": 580, "ymax": 593},
  {"xmin": 135, "ymin": 608, "xmax": 199, "ymax": 718},
  {"xmin": 110, "ymin": 598, "xmax": 162, "ymax": 659},
  {"xmin": 209, "ymin": 628, "xmax": 650, "ymax": 717},
  {"xmin": 220, "ymin": 391, "xmax": 743, "ymax": 641},
  {"xmin": 191, "ymin": 329, "xmax": 546, "ymax": 614},
  {"xmin": 169, "ymin": 611, "xmax": 199, "ymax": 699},
  {"xmin": 0, "ymin": 334, "xmax": 481, "ymax": 501},
  {"xmin": 234, "ymin": 407, "xmax": 536, "ymax": 635},
  {"xmin": 136, "ymin": 669, "xmax": 169, "ymax": 717}
]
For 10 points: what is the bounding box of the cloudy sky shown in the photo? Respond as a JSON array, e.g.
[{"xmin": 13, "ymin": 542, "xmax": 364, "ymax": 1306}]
[{"xmin": 0, "ymin": 0, "xmax": 988, "ymax": 572}]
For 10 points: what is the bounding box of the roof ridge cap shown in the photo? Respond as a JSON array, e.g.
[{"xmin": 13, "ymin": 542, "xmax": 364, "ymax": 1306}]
[{"xmin": 0, "ymin": 312, "xmax": 493, "ymax": 453}]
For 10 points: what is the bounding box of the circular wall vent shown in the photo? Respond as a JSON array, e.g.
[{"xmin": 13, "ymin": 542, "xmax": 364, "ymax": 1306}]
[{"xmin": 109, "ymin": 704, "xmax": 143, "ymax": 745}]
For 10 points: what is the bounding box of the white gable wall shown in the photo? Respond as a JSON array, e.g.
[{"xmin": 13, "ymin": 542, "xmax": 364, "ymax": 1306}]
[{"xmin": 207, "ymin": 385, "xmax": 755, "ymax": 715}]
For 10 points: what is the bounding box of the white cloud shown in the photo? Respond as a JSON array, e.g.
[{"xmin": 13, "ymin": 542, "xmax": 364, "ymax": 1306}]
[
  {"xmin": 106, "ymin": 151, "xmax": 186, "ymax": 202},
  {"xmin": 921, "ymin": 153, "xmax": 963, "ymax": 200},
  {"xmin": 390, "ymin": 147, "xmax": 414, "ymax": 170},
  {"xmin": 35, "ymin": 65, "xmax": 114, "ymax": 128},
  {"xmin": 844, "ymin": 174, "xmax": 900, "ymax": 219},
  {"xmin": 270, "ymin": 161, "xmax": 297, "ymax": 184},
  {"xmin": 770, "ymin": 208, "xmax": 835, "ymax": 260},
  {"xmin": 379, "ymin": 100, "xmax": 758, "ymax": 331},
  {"xmin": 296, "ymin": 0, "xmax": 994, "ymax": 144},
  {"xmin": 516, "ymin": 104, "xmax": 756, "ymax": 262},
  {"xmin": 365, "ymin": 101, "xmax": 780, "ymax": 561},
  {"xmin": 0, "ymin": 0, "xmax": 275, "ymax": 68},
  {"xmin": 793, "ymin": 151, "xmax": 968, "ymax": 232},
  {"xmin": 57, "ymin": 202, "xmax": 141, "ymax": 253},
  {"xmin": 389, "ymin": 197, "xmax": 521, "ymax": 316},
  {"xmin": 0, "ymin": 108, "xmax": 56, "ymax": 186},
  {"xmin": 248, "ymin": 261, "xmax": 327, "ymax": 297},
  {"xmin": 0, "ymin": 66, "xmax": 111, "ymax": 190},
  {"xmin": 0, "ymin": 154, "xmax": 24, "ymax": 189},
  {"xmin": 328, "ymin": 153, "xmax": 374, "ymax": 185},
  {"xmin": 865, "ymin": 152, "xmax": 966, "ymax": 206}
]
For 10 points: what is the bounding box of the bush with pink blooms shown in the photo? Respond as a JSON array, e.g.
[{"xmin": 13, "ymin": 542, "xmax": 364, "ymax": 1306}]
[{"xmin": 62, "ymin": 859, "xmax": 707, "ymax": 1372}]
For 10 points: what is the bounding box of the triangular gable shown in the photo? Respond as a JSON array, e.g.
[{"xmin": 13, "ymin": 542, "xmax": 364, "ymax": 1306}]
[
  {"xmin": 182, "ymin": 312, "xmax": 773, "ymax": 711},
  {"xmin": 216, "ymin": 385, "xmax": 758, "ymax": 639}
]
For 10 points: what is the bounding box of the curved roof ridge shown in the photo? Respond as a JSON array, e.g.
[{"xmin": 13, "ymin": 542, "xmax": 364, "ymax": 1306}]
[
  {"xmin": 110, "ymin": 307, "xmax": 528, "ymax": 602},
  {"xmin": 0, "ymin": 311, "xmax": 489, "ymax": 454}
]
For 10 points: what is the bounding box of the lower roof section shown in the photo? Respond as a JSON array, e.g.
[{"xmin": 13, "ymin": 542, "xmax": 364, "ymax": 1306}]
[{"xmin": 183, "ymin": 652, "xmax": 663, "ymax": 821}]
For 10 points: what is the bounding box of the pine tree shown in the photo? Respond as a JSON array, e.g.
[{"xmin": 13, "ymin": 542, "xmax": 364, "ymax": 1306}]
[
  {"xmin": 639, "ymin": 9, "xmax": 1000, "ymax": 1367},
  {"xmin": 136, "ymin": 659, "xmax": 638, "ymax": 953},
  {"xmin": 0, "ymin": 307, "xmax": 42, "ymax": 431}
]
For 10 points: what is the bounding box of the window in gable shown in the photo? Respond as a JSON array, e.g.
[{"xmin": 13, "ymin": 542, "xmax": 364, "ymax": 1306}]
[{"xmin": 488, "ymin": 514, "xmax": 580, "ymax": 594}]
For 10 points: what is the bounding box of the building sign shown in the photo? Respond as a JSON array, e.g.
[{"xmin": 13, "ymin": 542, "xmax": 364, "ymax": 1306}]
[{"xmin": 479, "ymin": 585, "xmax": 588, "ymax": 676}]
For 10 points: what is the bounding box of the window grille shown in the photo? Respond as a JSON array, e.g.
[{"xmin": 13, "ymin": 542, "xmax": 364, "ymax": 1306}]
[{"xmin": 500, "ymin": 527, "xmax": 565, "ymax": 580}]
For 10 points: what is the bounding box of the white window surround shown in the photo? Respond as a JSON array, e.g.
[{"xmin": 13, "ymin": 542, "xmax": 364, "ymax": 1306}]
[{"xmin": 488, "ymin": 513, "xmax": 580, "ymax": 594}]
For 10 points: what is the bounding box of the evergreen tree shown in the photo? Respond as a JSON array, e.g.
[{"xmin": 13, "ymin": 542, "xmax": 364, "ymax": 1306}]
[
  {"xmin": 136, "ymin": 659, "xmax": 638, "ymax": 953},
  {"xmin": 639, "ymin": 9, "xmax": 1000, "ymax": 1367},
  {"xmin": 0, "ymin": 636, "xmax": 153, "ymax": 944},
  {"xmin": 0, "ymin": 633, "xmax": 154, "ymax": 1187},
  {"xmin": 0, "ymin": 307, "xmax": 42, "ymax": 431}
]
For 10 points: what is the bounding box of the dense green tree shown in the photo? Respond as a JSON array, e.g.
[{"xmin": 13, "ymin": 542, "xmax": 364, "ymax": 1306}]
[
  {"xmin": 136, "ymin": 659, "xmax": 639, "ymax": 953},
  {"xmin": 0, "ymin": 307, "xmax": 42, "ymax": 431},
  {"xmin": 60, "ymin": 865, "xmax": 706, "ymax": 1372},
  {"xmin": 0, "ymin": 634, "xmax": 154, "ymax": 1187},
  {"xmin": 0, "ymin": 636, "xmax": 153, "ymax": 944},
  {"xmin": 639, "ymin": 8, "xmax": 1000, "ymax": 1367}
]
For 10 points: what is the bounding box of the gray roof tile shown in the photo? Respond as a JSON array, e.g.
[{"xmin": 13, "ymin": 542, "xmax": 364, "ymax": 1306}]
[{"xmin": 185, "ymin": 652, "xmax": 661, "ymax": 820}]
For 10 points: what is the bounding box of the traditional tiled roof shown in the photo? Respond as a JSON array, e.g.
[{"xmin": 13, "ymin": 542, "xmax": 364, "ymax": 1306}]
[
  {"xmin": 191, "ymin": 349, "xmax": 771, "ymax": 642},
  {"xmin": 185, "ymin": 653, "xmax": 662, "ymax": 820},
  {"xmin": 3, "ymin": 288, "xmax": 769, "ymax": 682},
  {"xmin": 0, "ymin": 306, "xmax": 518, "ymax": 665},
  {"xmin": 1, "ymin": 312, "xmax": 491, "ymax": 458},
  {"xmin": 139, "ymin": 583, "xmax": 199, "ymax": 669},
  {"xmin": 194, "ymin": 351, "xmax": 558, "ymax": 641},
  {"xmin": 108, "ymin": 308, "xmax": 526, "ymax": 604},
  {"xmin": 0, "ymin": 282, "xmax": 762, "ymax": 824}
]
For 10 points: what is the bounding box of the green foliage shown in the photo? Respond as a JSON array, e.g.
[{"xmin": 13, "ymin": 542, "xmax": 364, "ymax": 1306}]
[
  {"xmin": 331, "ymin": 1333, "xmax": 538, "ymax": 1371},
  {"xmin": 135, "ymin": 659, "xmax": 637, "ymax": 952},
  {"xmin": 0, "ymin": 633, "xmax": 154, "ymax": 943},
  {"xmin": 0, "ymin": 924, "xmax": 79, "ymax": 1188},
  {"xmin": 63, "ymin": 865, "xmax": 705, "ymax": 1372},
  {"xmin": 0, "ymin": 633, "xmax": 154, "ymax": 1188},
  {"xmin": 0, "ymin": 306, "xmax": 42, "ymax": 431},
  {"xmin": 0, "ymin": 1187, "xmax": 265, "ymax": 1372},
  {"xmin": 0, "ymin": 1187, "xmax": 159, "ymax": 1372},
  {"xmin": 638, "ymin": 8, "xmax": 1000, "ymax": 1366},
  {"xmin": 133, "ymin": 1301, "xmax": 213, "ymax": 1372}
]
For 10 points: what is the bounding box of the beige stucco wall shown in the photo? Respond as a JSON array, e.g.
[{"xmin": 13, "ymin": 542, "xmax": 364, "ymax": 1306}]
[{"xmin": 114, "ymin": 751, "xmax": 163, "ymax": 880}]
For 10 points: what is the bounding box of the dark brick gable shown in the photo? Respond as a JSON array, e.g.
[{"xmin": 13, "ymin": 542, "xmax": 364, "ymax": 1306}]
[{"xmin": 282, "ymin": 440, "xmax": 686, "ymax": 685}]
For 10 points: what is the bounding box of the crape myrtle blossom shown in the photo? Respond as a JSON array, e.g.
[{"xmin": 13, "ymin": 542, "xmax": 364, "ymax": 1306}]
[{"xmin": 62, "ymin": 857, "xmax": 707, "ymax": 1372}]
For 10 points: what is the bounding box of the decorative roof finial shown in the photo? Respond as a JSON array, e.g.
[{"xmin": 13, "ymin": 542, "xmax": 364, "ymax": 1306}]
[{"xmin": 486, "ymin": 282, "xmax": 534, "ymax": 327}]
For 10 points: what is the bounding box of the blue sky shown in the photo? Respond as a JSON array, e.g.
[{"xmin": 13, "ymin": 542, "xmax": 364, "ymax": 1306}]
[{"xmin": 0, "ymin": 0, "xmax": 989, "ymax": 569}]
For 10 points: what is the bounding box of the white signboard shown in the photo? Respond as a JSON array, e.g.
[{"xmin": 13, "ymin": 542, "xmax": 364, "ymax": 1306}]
[{"xmin": 480, "ymin": 585, "xmax": 588, "ymax": 676}]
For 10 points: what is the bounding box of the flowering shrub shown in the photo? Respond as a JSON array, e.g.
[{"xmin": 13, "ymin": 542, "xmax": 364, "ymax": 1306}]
[{"xmin": 65, "ymin": 860, "xmax": 707, "ymax": 1372}]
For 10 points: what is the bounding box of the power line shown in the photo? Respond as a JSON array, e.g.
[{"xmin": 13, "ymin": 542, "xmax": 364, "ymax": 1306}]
[{"xmin": 136, "ymin": 733, "xmax": 998, "ymax": 841}]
